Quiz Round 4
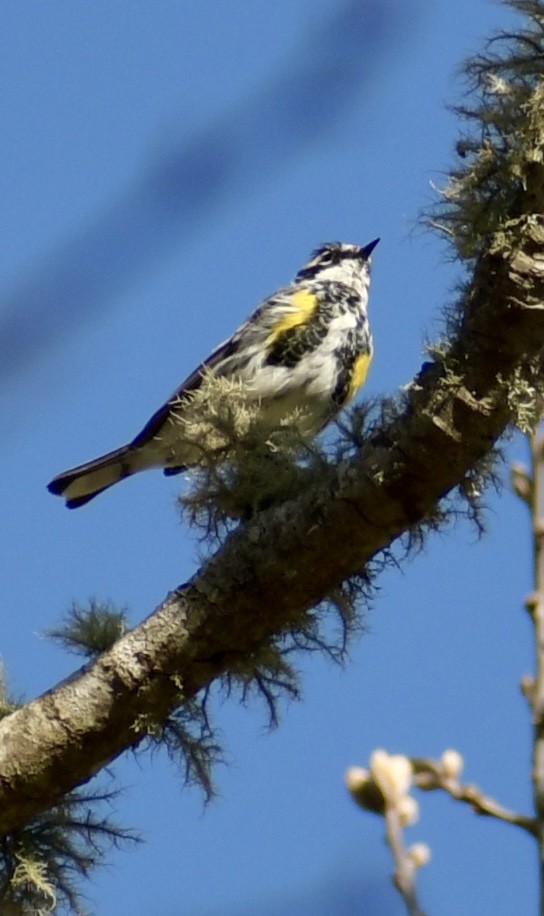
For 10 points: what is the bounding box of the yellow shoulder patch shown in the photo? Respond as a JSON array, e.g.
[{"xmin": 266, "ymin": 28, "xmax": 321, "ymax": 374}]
[
  {"xmin": 266, "ymin": 289, "xmax": 319, "ymax": 344},
  {"xmin": 347, "ymin": 352, "xmax": 372, "ymax": 402}
]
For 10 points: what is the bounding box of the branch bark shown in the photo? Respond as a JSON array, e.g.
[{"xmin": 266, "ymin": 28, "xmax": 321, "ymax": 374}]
[
  {"xmin": 524, "ymin": 428, "xmax": 544, "ymax": 912},
  {"xmin": 1, "ymin": 215, "xmax": 544, "ymax": 837}
]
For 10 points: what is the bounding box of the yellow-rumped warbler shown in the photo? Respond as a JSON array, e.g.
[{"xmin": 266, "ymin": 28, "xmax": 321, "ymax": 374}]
[{"xmin": 48, "ymin": 239, "xmax": 379, "ymax": 508}]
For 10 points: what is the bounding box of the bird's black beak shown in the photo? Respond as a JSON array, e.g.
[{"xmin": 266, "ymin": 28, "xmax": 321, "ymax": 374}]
[{"xmin": 360, "ymin": 238, "xmax": 380, "ymax": 259}]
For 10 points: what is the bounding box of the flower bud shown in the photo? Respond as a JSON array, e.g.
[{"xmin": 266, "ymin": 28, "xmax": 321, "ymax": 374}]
[
  {"xmin": 407, "ymin": 843, "xmax": 431, "ymax": 869},
  {"xmin": 370, "ymin": 750, "xmax": 413, "ymax": 801},
  {"xmin": 441, "ymin": 749, "xmax": 464, "ymax": 780},
  {"xmin": 345, "ymin": 767, "xmax": 385, "ymax": 815},
  {"xmin": 397, "ymin": 795, "xmax": 419, "ymax": 827},
  {"xmin": 345, "ymin": 766, "xmax": 369, "ymax": 792}
]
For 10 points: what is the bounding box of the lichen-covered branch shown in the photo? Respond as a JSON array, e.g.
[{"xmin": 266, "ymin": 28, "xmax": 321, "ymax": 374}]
[{"xmin": 0, "ymin": 199, "xmax": 542, "ymax": 837}]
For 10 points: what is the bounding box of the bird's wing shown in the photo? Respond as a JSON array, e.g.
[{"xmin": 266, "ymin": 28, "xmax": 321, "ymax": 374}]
[
  {"xmin": 130, "ymin": 283, "xmax": 304, "ymax": 449},
  {"xmin": 130, "ymin": 334, "xmax": 236, "ymax": 448}
]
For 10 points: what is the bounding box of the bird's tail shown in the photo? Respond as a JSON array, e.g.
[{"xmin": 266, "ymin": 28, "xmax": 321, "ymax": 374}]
[{"xmin": 47, "ymin": 445, "xmax": 146, "ymax": 508}]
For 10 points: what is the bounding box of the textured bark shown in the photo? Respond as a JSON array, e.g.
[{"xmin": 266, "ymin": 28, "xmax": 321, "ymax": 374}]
[{"xmin": 0, "ymin": 217, "xmax": 543, "ymax": 837}]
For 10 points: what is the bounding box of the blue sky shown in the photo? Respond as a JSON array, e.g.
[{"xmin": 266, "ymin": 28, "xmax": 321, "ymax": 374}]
[{"xmin": 0, "ymin": 1, "xmax": 535, "ymax": 914}]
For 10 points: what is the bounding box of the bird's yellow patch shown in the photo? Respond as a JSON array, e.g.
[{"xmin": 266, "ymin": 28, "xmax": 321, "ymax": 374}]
[
  {"xmin": 347, "ymin": 352, "xmax": 372, "ymax": 401},
  {"xmin": 266, "ymin": 289, "xmax": 319, "ymax": 344}
]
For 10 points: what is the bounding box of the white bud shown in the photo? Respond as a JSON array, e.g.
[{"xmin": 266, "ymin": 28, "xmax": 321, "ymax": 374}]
[
  {"xmin": 397, "ymin": 795, "xmax": 419, "ymax": 827},
  {"xmin": 345, "ymin": 766, "xmax": 370, "ymax": 794},
  {"xmin": 370, "ymin": 750, "xmax": 413, "ymax": 801},
  {"xmin": 407, "ymin": 843, "xmax": 431, "ymax": 869},
  {"xmin": 345, "ymin": 766, "xmax": 386, "ymax": 815},
  {"xmin": 441, "ymin": 749, "xmax": 464, "ymax": 780}
]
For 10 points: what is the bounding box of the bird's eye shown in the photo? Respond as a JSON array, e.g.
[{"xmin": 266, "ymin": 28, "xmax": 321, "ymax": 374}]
[{"xmin": 329, "ymin": 248, "xmax": 342, "ymax": 265}]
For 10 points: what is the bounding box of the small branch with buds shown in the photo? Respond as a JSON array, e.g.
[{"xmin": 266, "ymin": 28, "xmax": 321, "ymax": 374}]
[
  {"xmin": 346, "ymin": 747, "xmax": 535, "ymax": 915},
  {"xmin": 411, "ymin": 751, "xmax": 537, "ymax": 837},
  {"xmin": 346, "ymin": 750, "xmax": 430, "ymax": 916},
  {"xmin": 512, "ymin": 429, "xmax": 544, "ymax": 911}
]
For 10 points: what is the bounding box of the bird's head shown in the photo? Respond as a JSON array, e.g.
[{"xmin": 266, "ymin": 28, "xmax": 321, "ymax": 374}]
[{"xmin": 295, "ymin": 239, "xmax": 379, "ymax": 286}]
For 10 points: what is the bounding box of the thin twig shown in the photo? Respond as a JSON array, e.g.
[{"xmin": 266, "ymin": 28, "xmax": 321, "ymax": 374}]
[
  {"xmin": 383, "ymin": 805, "xmax": 427, "ymax": 916},
  {"xmin": 413, "ymin": 768, "xmax": 537, "ymax": 836},
  {"xmin": 527, "ymin": 428, "xmax": 544, "ymax": 914}
]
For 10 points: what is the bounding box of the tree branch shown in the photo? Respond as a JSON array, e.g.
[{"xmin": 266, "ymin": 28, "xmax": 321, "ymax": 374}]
[{"xmin": 0, "ymin": 203, "xmax": 543, "ymax": 835}]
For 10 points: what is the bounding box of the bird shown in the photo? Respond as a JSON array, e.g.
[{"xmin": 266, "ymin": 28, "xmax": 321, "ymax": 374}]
[{"xmin": 48, "ymin": 239, "xmax": 379, "ymax": 508}]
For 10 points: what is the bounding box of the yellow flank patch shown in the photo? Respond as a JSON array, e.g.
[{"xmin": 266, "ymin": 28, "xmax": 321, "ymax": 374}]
[
  {"xmin": 267, "ymin": 289, "xmax": 319, "ymax": 344},
  {"xmin": 347, "ymin": 352, "xmax": 372, "ymax": 401}
]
